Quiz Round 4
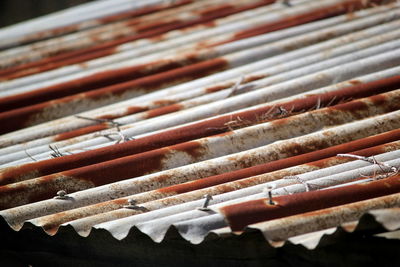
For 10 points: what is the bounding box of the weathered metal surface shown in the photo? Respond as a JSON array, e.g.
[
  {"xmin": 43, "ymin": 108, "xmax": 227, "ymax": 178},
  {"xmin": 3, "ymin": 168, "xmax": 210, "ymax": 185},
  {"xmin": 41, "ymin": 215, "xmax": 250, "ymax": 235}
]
[
  {"xmin": 218, "ymin": 174, "xmax": 400, "ymax": 231},
  {"xmin": 0, "ymin": 0, "xmax": 272, "ymax": 66},
  {"xmin": 1, "ymin": 5, "xmax": 399, "ymax": 146},
  {"xmin": 1, "ymin": 109, "xmax": 399, "ymax": 226},
  {"xmin": 247, "ymin": 192, "xmax": 400, "ymax": 246},
  {"xmin": 1, "ymin": 77, "xmax": 399, "ymax": 183},
  {"xmin": 0, "ymin": 0, "xmax": 277, "ymax": 71},
  {"xmin": 0, "ymin": 0, "xmax": 173, "ymax": 49},
  {"xmin": 26, "ymin": 136, "xmax": 400, "ymax": 235},
  {"xmin": 0, "ymin": 0, "xmax": 197, "ymax": 60},
  {"xmin": 1, "ymin": 0, "xmax": 390, "ymax": 86},
  {"xmin": 92, "ymin": 159, "xmax": 400, "ymax": 243},
  {"xmin": 6, "ymin": 46, "xmax": 400, "ymax": 166},
  {"xmin": 2, "ymin": 1, "xmax": 394, "ymax": 99},
  {"xmin": 0, "ymin": 0, "xmax": 279, "ymax": 75},
  {"xmin": 0, "ymin": 0, "xmax": 400, "ymax": 254},
  {"xmin": 2, "ymin": 19, "xmax": 400, "ymax": 114}
]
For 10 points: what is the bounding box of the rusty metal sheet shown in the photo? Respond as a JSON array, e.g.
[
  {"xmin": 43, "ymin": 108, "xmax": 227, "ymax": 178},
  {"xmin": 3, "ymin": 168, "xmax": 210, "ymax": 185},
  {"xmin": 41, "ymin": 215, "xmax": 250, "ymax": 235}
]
[
  {"xmin": 2, "ymin": 1, "xmax": 394, "ymax": 98},
  {"xmin": 26, "ymin": 137, "xmax": 400, "ymax": 236},
  {"xmin": 1, "ymin": 0, "xmax": 400, "ymax": 256},
  {"xmin": 2, "ymin": 5, "xmax": 399, "ymax": 147},
  {"xmin": 2, "ymin": 42, "xmax": 400, "ymax": 167}
]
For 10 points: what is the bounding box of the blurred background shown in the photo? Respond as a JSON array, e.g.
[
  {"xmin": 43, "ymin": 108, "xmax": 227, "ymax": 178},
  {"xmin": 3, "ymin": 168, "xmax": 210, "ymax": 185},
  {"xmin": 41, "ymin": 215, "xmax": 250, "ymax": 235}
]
[{"xmin": 0, "ymin": 0, "xmax": 95, "ymax": 28}]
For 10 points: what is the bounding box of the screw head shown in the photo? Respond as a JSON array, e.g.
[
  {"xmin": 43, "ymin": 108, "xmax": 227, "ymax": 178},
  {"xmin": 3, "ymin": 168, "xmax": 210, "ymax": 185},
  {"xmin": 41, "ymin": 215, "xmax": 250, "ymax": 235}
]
[
  {"xmin": 57, "ymin": 190, "xmax": 67, "ymax": 197},
  {"xmin": 127, "ymin": 199, "xmax": 136, "ymax": 205}
]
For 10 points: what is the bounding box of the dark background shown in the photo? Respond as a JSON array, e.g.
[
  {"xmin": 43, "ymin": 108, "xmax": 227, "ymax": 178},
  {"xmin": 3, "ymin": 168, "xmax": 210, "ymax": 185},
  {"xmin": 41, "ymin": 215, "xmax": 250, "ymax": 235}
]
[{"xmin": 0, "ymin": 0, "xmax": 95, "ymax": 28}]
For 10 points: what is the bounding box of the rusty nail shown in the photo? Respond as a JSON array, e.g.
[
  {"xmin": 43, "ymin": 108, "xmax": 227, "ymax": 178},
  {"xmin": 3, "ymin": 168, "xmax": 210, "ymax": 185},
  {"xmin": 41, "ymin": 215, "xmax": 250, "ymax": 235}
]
[
  {"xmin": 265, "ymin": 185, "xmax": 275, "ymax": 205},
  {"xmin": 198, "ymin": 194, "xmax": 213, "ymax": 211}
]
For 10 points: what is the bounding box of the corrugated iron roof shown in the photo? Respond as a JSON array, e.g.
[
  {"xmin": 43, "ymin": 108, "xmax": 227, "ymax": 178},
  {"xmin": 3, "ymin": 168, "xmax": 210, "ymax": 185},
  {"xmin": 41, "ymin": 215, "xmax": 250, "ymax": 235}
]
[{"xmin": 1, "ymin": 0, "xmax": 400, "ymax": 259}]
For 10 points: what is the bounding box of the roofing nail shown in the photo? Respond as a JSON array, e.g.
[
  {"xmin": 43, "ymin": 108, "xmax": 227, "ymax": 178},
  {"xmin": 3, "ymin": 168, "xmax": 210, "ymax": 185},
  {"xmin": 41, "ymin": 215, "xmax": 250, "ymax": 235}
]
[
  {"xmin": 53, "ymin": 190, "xmax": 71, "ymax": 200},
  {"xmin": 198, "ymin": 194, "xmax": 213, "ymax": 211},
  {"xmin": 123, "ymin": 199, "xmax": 148, "ymax": 211},
  {"xmin": 265, "ymin": 185, "xmax": 275, "ymax": 205}
]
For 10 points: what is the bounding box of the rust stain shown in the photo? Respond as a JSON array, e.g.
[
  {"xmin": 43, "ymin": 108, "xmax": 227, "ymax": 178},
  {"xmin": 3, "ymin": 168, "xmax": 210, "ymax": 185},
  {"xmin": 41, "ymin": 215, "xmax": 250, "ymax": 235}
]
[
  {"xmin": 97, "ymin": 106, "xmax": 149, "ymax": 120},
  {"xmin": 145, "ymin": 104, "xmax": 184, "ymax": 118},
  {"xmin": 348, "ymin": 79, "xmax": 362, "ymax": 85},
  {"xmin": 244, "ymin": 74, "xmax": 267, "ymax": 83},
  {"xmin": 0, "ymin": 175, "xmax": 95, "ymax": 210},
  {"xmin": 98, "ymin": 0, "xmax": 194, "ymax": 24},
  {"xmin": 54, "ymin": 123, "xmax": 110, "ymax": 141},
  {"xmin": 40, "ymin": 197, "xmax": 130, "ymax": 234},
  {"xmin": 196, "ymin": 4, "xmax": 236, "ymax": 17},
  {"xmin": 152, "ymin": 99, "xmax": 178, "ymax": 106},
  {"xmin": 0, "ymin": 58, "xmax": 229, "ymax": 134},
  {"xmin": 0, "ymin": 47, "xmax": 118, "ymax": 81},
  {"xmin": 0, "ymin": 56, "xmax": 207, "ymax": 112},
  {"xmin": 12, "ymin": 0, "xmax": 194, "ymax": 49},
  {"xmin": 63, "ymin": 149, "xmax": 168, "ymax": 186},
  {"xmin": 173, "ymin": 141, "xmax": 205, "ymax": 160},
  {"xmin": 85, "ymin": 58, "xmax": 230, "ymax": 99},
  {"xmin": 205, "ymin": 84, "xmax": 232, "ymax": 93},
  {"xmin": 1, "ymin": 75, "xmax": 398, "ymax": 185},
  {"xmin": 0, "ymin": 103, "xmax": 47, "ymax": 135},
  {"xmin": 133, "ymin": 19, "xmax": 183, "ymax": 34},
  {"xmin": 221, "ymin": 175, "xmax": 400, "ymax": 231},
  {"xmin": 0, "ymin": 0, "xmax": 273, "ymax": 80},
  {"xmin": 158, "ymin": 129, "xmax": 400, "ymax": 194},
  {"xmin": 329, "ymin": 99, "xmax": 369, "ymax": 112},
  {"xmin": 0, "ymin": 141, "xmax": 207, "ymax": 207},
  {"xmin": 210, "ymin": 0, "xmax": 382, "ymax": 46},
  {"xmin": 368, "ymin": 93, "xmax": 388, "ymax": 106}
]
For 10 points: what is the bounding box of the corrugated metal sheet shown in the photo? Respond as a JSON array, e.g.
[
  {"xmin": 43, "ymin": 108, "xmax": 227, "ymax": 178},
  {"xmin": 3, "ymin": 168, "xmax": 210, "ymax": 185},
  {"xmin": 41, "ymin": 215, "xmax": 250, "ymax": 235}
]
[{"xmin": 1, "ymin": 0, "xmax": 400, "ymax": 261}]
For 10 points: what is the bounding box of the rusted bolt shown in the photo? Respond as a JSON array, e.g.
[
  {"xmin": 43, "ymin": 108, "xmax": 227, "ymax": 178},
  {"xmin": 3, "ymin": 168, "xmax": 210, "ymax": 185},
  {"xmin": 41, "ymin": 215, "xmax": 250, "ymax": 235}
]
[{"xmin": 198, "ymin": 194, "xmax": 213, "ymax": 211}]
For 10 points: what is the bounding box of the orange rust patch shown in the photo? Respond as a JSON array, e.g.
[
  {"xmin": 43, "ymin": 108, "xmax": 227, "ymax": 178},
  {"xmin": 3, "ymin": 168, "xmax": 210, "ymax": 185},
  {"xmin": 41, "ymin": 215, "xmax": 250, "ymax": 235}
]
[
  {"xmin": 211, "ymin": 0, "xmax": 380, "ymax": 46},
  {"xmin": 133, "ymin": 19, "xmax": 183, "ymax": 34},
  {"xmin": 173, "ymin": 141, "xmax": 205, "ymax": 160},
  {"xmin": 368, "ymin": 94, "xmax": 388, "ymax": 106},
  {"xmin": 54, "ymin": 123, "xmax": 109, "ymax": 141},
  {"xmin": 98, "ymin": 0, "xmax": 193, "ymax": 24},
  {"xmin": 97, "ymin": 106, "xmax": 149, "ymax": 121},
  {"xmin": 206, "ymin": 84, "xmax": 232, "ymax": 93},
  {"xmin": 62, "ymin": 148, "xmax": 169, "ymax": 186},
  {"xmin": 349, "ymin": 79, "xmax": 362, "ymax": 85},
  {"xmin": 197, "ymin": 4, "xmax": 236, "ymax": 17},
  {"xmin": 329, "ymin": 99, "xmax": 369, "ymax": 112},
  {"xmin": 0, "ymin": 174, "xmax": 94, "ymax": 210},
  {"xmin": 222, "ymin": 175, "xmax": 400, "ymax": 231},
  {"xmin": 244, "ymin": 74, "xmax": 267, "ymax": 83},
  {"xmin": 153, "ymin": 99, "xmax": 178, "ymax": 106},
  {"xmin": 87, "ymin": 58, "xmax": 229, "ymax": 99},
  {"xmin": 0, "ymin": 47, "xmax": 118, "ymax": 80},
  {"xmin": 145, "ymin": 104, "xmax": 183, "ymax": 118}
]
